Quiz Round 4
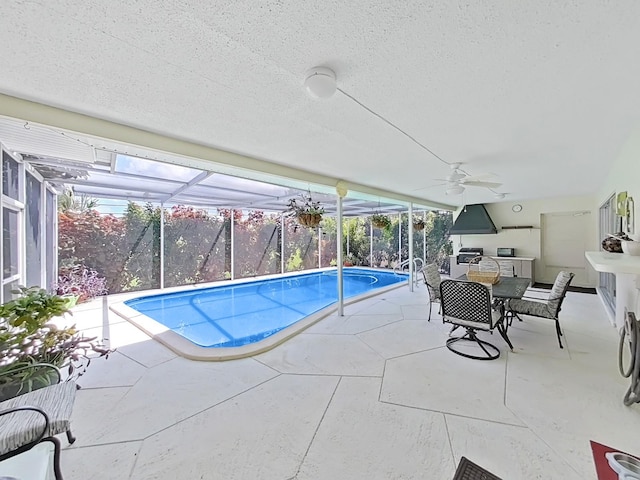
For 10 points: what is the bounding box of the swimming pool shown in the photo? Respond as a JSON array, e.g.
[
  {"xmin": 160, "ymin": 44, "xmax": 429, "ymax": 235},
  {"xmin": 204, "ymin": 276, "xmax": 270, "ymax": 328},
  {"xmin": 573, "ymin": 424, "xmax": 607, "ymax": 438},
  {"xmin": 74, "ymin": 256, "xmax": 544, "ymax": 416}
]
[{"xmin": 113, "ymin": 268, "xmax": 408, "ymax": 360}]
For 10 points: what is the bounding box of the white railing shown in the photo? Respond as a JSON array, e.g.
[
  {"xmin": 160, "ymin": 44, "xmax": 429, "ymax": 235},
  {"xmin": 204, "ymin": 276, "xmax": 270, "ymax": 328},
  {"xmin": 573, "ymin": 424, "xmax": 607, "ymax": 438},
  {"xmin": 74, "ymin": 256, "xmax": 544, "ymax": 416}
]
[{"xmin": 394, "ymin": 258, "xmax": 424, "ymax": 286}]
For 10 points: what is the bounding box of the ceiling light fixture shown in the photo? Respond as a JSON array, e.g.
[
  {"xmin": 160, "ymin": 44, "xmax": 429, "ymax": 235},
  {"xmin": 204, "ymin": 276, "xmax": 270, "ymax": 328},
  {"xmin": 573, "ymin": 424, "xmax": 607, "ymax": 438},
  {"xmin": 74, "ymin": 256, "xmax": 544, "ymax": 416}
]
[
  {"xmin": 304, "ymin": 67, "xmax": 337, "ymax": 99},
  {"xmin": 446, "ymin": 185, "xmax": 465, "ymax": 195}
]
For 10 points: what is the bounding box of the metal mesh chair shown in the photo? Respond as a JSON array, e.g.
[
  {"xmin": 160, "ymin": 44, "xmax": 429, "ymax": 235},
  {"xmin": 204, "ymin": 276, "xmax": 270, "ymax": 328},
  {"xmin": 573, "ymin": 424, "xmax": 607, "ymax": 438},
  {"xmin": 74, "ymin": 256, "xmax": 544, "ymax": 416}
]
[
  {"xmin": 507, "ymin": 271, "xmax": 574, "ymax": 348},
  {"xmin": 439, "ymin": 280, "xmax": 513, "ymax": 360},
  {"xmin": 421, "ymin": 263, "xmax": 442, "ymax": 321}
]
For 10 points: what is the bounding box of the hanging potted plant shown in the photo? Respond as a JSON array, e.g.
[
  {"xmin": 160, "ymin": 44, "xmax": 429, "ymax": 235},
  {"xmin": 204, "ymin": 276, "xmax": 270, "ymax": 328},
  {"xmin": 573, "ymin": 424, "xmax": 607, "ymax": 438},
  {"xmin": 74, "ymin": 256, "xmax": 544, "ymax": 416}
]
[
  {"xmin": 371, "ymin": 213, "xmax": 391, "ymax": 229},
  {"xmin": 413, "ymin": 217, "xmax": 426, "ymax": 231},
  {"xmin": 286, "ymin": 193, "xmax": 325, "ymax": 228}
]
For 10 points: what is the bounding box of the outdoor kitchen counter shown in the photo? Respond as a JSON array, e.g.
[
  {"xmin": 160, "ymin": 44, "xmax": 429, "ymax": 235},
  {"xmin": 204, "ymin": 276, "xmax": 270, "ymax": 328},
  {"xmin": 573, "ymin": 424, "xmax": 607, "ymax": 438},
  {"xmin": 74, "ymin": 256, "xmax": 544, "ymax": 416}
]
[{"xmin": 449, "ymin": 255, "xmax": 535, "ymax": 282}]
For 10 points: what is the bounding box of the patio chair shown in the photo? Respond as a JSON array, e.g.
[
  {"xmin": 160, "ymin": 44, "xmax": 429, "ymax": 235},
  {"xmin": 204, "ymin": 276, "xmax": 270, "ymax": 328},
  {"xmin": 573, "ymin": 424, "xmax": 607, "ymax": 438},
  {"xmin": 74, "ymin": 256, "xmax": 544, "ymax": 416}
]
[
  {"xmin": 452, "ymin": 456, "xmax": 502, "ymax": 480},
  {"xmin": 439, "ymin": 279, "xmax": 513, "ymax": 360},
  {"xmin": 421, "ymin": 263, "xmax": 442, "ymax": 321},
  {"xmin": 0, "ymin": 406, "xmax": 61, "ymax": 479},
  {"xmin": 507, "ymin": 271, "xmax": 574, "ymax": 348},
  {"xmin": 0, "ymin": 363, "xmax": 77, "ymax": 479}
]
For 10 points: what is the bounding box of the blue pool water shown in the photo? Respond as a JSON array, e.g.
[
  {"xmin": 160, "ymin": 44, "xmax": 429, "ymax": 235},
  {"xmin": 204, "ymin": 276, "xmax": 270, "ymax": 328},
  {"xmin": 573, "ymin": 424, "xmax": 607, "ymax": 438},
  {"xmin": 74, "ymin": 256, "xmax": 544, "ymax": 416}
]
[{"xmin": 125, "ymin": 268, "xmax": 408, "ymax": 348}]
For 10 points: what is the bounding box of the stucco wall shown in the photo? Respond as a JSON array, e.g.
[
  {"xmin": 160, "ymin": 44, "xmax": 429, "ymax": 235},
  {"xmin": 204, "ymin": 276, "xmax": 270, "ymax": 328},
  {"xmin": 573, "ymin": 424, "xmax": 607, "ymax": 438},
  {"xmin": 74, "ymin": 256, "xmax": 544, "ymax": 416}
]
[{"xmin": 595, "ymin": 124, "xmax": 640, "ymax": 326}]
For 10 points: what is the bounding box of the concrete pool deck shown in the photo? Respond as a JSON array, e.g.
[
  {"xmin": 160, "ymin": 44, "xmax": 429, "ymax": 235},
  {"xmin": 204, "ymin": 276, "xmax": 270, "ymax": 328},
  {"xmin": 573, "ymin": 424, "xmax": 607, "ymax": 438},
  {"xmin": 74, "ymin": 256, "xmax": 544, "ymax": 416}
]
[{"xmin": 60, "ymin": 283, "xmax": 639, "ymax": 479}]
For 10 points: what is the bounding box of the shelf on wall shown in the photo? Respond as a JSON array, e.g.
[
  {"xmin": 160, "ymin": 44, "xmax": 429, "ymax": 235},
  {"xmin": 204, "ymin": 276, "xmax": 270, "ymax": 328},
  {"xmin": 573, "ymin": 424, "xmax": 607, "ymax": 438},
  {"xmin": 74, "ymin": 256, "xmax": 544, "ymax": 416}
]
[{"xmin": 501, "ymin": 225, "xmax": 536, "ymax": 230}]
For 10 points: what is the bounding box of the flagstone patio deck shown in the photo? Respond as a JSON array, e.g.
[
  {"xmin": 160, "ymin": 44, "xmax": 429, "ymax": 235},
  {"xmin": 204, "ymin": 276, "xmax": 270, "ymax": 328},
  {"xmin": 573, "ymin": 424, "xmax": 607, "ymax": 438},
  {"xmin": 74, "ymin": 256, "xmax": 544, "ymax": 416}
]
[{"xmin": 60, "ymin": 283, "xmax": 639, "ymax": 479}]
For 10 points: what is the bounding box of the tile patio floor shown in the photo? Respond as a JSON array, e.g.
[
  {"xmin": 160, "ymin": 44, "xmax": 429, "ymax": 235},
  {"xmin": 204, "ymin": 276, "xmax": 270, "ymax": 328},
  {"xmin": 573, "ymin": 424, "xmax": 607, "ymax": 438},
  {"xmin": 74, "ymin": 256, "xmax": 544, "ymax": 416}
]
[{"xmin": 60, "ymin": 283, "xmax": 640, "ymax": 479}]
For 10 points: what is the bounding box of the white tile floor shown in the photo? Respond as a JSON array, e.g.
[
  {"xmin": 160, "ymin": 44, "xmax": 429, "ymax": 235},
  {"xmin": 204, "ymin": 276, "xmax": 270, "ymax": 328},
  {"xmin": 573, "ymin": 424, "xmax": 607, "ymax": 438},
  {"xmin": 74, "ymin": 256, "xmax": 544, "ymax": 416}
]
[{"xmin": 59, "ymin": 284, "xmax": 640, "ymax": 480}]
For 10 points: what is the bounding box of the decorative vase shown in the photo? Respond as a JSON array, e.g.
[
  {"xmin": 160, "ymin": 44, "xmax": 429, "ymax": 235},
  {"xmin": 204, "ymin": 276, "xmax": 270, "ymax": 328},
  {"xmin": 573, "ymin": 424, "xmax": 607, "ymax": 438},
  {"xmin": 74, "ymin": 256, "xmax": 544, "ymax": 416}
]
[{"xmin": 602, "ymin": 232, "xmax": 631, "ymax": 253}]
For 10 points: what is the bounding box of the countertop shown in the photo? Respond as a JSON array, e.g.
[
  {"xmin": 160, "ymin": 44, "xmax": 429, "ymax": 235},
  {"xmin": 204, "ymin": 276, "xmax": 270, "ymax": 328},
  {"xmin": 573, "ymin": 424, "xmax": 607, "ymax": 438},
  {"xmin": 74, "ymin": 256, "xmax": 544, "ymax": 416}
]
[
  {"xmin": 449, "ymin": 255, "xmax": 535, "ymax": 261},
  {"xmin": 585, "ymin": 251, "xmax": 640, "ymax": 274}
]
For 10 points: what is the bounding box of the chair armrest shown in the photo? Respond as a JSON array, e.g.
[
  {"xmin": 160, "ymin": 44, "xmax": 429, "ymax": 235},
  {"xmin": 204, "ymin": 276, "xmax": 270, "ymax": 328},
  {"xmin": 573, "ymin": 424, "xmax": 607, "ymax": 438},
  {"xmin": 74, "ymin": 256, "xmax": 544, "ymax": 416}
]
[
  {"xmin": 0, "ymin": 405, "xmax": 50, "ymax": 459},
  {"xmin": 521, "ymin": 291, "xmax": 549, "ymax": 299},
  {"xmin": 519, "ymin": 295, "xmax": 548, "ymax": 303}
]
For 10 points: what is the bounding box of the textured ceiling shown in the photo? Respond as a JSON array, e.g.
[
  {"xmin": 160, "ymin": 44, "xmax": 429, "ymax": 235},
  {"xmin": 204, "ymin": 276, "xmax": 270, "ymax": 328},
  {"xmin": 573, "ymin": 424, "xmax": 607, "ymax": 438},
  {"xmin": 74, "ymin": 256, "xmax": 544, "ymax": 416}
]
[{"xmin": 1, "ymin": 0, "xmax": 639, "ymax": 207}]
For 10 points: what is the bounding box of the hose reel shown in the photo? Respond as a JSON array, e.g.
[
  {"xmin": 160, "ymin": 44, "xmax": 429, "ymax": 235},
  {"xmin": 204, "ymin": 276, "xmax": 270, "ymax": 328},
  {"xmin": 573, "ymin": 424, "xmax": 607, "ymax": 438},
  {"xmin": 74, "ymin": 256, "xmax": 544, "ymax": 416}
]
[{"xmin": 619, "ymin": 310, "xmax": 640, "ymax": 406}]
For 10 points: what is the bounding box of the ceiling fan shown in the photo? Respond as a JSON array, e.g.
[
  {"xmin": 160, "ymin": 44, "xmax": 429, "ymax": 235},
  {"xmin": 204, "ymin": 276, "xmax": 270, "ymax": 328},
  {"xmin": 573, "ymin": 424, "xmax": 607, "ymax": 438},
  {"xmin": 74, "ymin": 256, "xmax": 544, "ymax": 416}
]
[{"xmin": 435, "ymin": 163, "xmax": 502, "ymax": 195}]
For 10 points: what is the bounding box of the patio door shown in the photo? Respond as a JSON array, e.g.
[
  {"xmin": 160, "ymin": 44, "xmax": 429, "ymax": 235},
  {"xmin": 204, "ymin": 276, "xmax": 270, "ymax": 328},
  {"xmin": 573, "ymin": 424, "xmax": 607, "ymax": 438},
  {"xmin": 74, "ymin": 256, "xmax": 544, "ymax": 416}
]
[{"xmin": 540, "ymin": 210, "xmax": 593, "ymax": 287}]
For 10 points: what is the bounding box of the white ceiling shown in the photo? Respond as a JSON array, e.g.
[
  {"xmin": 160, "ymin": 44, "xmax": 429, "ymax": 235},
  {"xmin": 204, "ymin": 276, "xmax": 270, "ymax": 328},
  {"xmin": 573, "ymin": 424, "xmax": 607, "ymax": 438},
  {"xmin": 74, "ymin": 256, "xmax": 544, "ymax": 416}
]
[{"xmin": 1, "ymin": 1, "xmax": 640, "ymax": 207}]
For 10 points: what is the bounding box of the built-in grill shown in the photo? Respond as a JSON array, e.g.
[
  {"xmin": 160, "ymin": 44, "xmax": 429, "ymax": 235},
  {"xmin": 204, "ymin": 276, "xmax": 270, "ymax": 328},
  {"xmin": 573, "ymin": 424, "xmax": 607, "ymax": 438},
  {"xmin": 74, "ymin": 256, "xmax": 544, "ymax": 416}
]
[{"xmin": 457, "ymin": 247, "xmax": 484, "ymax": 264}]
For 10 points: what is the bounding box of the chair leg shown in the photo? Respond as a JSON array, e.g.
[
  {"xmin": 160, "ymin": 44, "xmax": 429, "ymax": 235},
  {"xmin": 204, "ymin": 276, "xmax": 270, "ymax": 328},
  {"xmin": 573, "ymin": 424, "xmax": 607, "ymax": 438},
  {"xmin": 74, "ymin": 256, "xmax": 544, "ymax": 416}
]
[
  {"xmin": 496, "ymin": 322, "xmax": 514, "ymax": 351},
  {"xmin": 44, "ymin": 436, "xmax": 65, "ymax": 480},
  {"xmin": 66, "ymin": 428, "xmax": 76, "ymax": 445},
  {"xmin": 446, "ymin": 328, "xmax": 500, "ymax": 360},
  {"xmin": 555, "ymin": 319, "xmax": 564, "ymax": 349},
  {"xmin": 427, "ymin": 298, "xmax": 432, "ymax": 321}
]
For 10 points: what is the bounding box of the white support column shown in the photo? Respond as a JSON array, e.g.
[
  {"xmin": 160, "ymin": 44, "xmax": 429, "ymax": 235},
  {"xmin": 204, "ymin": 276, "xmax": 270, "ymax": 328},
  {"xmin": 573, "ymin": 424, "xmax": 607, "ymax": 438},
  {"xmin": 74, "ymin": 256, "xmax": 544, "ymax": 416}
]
[
  {"xmin": 423, "ymin": 211, "xmax": 427, "ymax": 264},
  {"xmin": 280, "ymin": 214, "xmax": 285, "ymax": 273},
  {"xmin": 398, "ymin": 213, "xmax": 402, "ymax": 267},
  {"xmin": 318, "ymin": 226, "xmax": 322, "ymax": 268},
  {"xmin": 408, "ymin": 204, "xmax": 414, "ymax": 292},
  {"xmin": 230, "ymin": 210, "xmax": 235, "ymax": 280},
  {"xmin": 370, "ymin": 220, "xmax": 374, "ymax": 267},
  {"xmin": 160, "ymin": 203, "xmax": 165, "ymax": 289},
  {"xmin": 337, "ymin": 196, "xmax": 344, "ymax": 316}
]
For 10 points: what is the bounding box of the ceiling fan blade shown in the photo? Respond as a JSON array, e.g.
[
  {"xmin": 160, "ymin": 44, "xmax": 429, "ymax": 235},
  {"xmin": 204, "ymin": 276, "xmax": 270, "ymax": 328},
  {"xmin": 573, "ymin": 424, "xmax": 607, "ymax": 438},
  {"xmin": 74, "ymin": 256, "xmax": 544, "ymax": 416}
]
[
  {"xmin": 412, "ymin": 182, "xmax": 447, "ymax": 191},
  {"xmin": 462, "ymin": 180, "xmax": 503, "ymax": 188},
  {"xmin": 461, "ymin": 173, "xmax": 499, "ymax": 182}
]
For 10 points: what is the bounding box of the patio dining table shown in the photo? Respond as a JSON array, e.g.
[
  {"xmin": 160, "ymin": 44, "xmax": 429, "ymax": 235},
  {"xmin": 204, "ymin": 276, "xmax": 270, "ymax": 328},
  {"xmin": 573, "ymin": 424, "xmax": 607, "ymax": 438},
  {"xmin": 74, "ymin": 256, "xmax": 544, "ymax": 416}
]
[{"xmin": 455, "ymin": 275, "xmax": 532, "ymax": 300}]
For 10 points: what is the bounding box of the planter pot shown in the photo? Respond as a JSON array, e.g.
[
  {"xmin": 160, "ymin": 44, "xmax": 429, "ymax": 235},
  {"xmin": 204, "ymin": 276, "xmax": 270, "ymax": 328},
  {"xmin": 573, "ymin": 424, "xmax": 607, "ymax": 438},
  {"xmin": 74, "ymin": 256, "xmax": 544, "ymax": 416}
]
[
  {"xmin": 413, "ymin": 222, "xmax": 425, "ymax": 231},
  {"xmin": 298, "ymin": 213, "xmax": 323, "ymax": 228},
  {"xmin": 372, "ymin": 218, "xmax": 390, "ymax": 229},
  {"xmin": 0, "ymin": 368, "xmax": 59, "ymax": 401}
]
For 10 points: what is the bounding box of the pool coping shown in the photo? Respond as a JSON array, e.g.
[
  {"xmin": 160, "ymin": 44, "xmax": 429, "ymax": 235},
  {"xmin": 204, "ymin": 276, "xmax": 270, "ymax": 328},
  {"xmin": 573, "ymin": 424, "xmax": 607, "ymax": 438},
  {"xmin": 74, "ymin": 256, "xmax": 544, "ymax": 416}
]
[{"xmin": 109, "ymin": 269, "xmax": 410, "ymax": 361}]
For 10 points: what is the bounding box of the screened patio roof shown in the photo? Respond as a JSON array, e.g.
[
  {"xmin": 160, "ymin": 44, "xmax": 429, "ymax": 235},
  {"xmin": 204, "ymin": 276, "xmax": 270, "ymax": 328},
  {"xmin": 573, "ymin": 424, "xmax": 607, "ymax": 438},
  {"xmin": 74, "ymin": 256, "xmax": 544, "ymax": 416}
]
[{"xmin": 25, "ymin": 150, "xmax": 434, "ymax": 217}]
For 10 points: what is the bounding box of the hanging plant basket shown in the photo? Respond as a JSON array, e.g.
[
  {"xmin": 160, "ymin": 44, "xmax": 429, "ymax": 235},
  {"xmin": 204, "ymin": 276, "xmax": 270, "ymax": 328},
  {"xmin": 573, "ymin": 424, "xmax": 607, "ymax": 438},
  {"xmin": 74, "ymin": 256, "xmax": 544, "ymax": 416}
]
[
  {"xmin": 286, "ymin": 193, "xmax": 325, "ymax": 228},
  {"xmin": 413, "ymin": 219, "xmax": 425, "ymax": 231},
  {"xmin": 297, "ymin": 212, "xmax": 323, "ymax": 228},
  {"xmin": 371, "ymin": 214, "xmax": 391, "ymax": 229}
]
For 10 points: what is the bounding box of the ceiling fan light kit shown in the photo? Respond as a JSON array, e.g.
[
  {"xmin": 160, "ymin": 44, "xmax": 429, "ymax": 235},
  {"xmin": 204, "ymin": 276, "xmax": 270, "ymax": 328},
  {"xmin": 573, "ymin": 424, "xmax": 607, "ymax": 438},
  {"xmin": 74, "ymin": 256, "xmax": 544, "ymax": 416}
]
[{"xmin": 446, "ymin": 185, "xmax": 465, "ymax": 195}]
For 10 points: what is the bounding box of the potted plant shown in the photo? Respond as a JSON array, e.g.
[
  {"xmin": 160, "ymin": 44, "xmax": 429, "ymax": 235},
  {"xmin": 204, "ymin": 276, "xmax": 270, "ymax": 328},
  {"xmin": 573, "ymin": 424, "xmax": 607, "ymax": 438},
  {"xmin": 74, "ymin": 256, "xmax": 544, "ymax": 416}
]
[
  {"xmin": 413, "ymin": 217, "xmax": 426, "ymax": 231},
  {"xmin": 371, "ymin": 213, "xmax": 391, "ymax": 229},
  {"xmin": 343, "ymin": 253, "xmax": 357, "ymax": 267},
  {"xmin": 286, "ymin": 193, "xmax": 325, "ymax": 228},
  {"xmin": 0, "ymin": 286, "xmax": 112, "ymax": 399}
]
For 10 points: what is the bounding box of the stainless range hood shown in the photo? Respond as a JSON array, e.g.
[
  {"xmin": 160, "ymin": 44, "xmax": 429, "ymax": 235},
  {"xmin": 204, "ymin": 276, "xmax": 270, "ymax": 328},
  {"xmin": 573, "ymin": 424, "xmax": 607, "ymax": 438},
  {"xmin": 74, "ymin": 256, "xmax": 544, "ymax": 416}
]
[{"xmin": 449, "ymin": 204, "xmax": 498, "ymax": 235}]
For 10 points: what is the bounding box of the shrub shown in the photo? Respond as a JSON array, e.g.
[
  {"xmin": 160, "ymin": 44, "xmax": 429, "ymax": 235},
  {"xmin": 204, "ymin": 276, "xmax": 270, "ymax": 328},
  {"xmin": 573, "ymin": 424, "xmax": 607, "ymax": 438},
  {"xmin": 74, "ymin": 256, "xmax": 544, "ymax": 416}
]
[
  {"xmin": 0, "ymin": 287, "xmax": 112, "ymax": 382},
  {"xmin": 56, "ymin": 265, "xmax": 107, "ymax": 302}
]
